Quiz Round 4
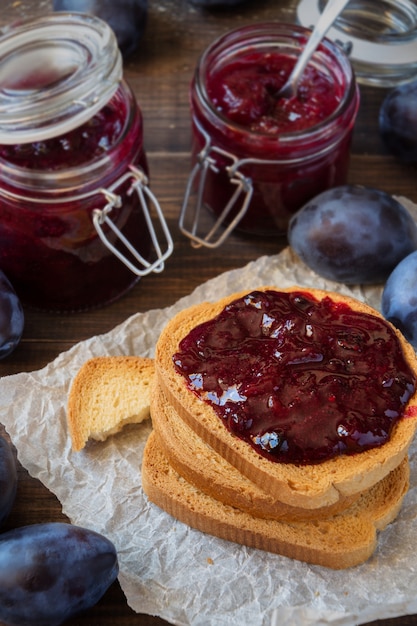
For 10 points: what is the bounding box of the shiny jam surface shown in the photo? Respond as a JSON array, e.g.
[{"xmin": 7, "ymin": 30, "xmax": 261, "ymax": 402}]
[
  {"xmin": 173, "ymin": 290, "xmax": 416, "ymax": 465},
  {"xmin": 206, "ymin": 51, "xmax": 341, "ymax": 134}
]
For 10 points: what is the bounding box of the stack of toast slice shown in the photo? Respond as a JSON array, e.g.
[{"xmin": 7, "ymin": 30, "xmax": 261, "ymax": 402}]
[{"xmin": 142, "ymin": 287, "xmax": 417, "ymax": 569}]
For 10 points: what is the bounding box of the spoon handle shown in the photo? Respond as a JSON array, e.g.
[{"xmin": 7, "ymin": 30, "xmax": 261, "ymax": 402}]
[{"xmin": 280, "ymin": 0, "xmax": 351, "ymax": 98}]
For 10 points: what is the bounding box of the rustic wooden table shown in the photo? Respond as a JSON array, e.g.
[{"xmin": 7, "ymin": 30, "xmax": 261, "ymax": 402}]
[{"xmin": 1, "ymin": 1, "xmax": 417, "ymax": 624}]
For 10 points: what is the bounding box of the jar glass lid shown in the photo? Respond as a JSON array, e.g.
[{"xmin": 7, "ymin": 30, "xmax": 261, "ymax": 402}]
[
  {"xmin": 0, "ymin": 13, "xmax": 122, "ymax": 144},
  {"xmin": 297, "ymin": 0, "xmax": 417, "ymax": 87}
]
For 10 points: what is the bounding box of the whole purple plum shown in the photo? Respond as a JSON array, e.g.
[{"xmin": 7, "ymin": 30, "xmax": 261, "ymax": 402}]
[
  {"xmin": 53, "ymin": 0, "xmax": 147, "ymax": 59},
  {"xmin": 382, "ymin": 251, "xmax": 417, "ymax": 349},
  {"xmin": 288, "ymin": 185, "xmax": 417, "ymax": 284},
  {"xmin": 0, "ymin": 270, "xmax": 24, "ymax": 360},
  {"xmin": 379, "ymin": 81, "xmax": 417, "ymax": 164},
  {"xmin": 0, "ymin": 523, "xmax": 118, "ymax": 626}
]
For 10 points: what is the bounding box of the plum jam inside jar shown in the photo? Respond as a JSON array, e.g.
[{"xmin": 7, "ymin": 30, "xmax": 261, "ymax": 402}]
[
  {"xmin": 180, "ymin": 23, "xmax": 360, "ymax": 247},
  {"xmin": 0, "ymin": 13, "xmax": 172, "ymax": 312}
]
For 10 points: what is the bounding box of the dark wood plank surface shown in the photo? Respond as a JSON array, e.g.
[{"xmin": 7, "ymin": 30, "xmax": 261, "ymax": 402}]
[{"xmin": 1, "ymin": 1, "xmax": 417, "ymax": 624}]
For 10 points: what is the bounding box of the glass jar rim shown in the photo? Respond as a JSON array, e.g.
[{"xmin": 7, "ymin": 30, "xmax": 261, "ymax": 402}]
[
  {"xmin": 0, "ymin": 12, "xmax": 122, "ymax": 144},
  {"xmin": 194, "ymin": 22, "xmax": 358, "ymax": 147}
]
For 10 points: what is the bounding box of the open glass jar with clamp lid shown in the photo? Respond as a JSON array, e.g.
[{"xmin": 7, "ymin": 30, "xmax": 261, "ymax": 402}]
[
  {"xmin": 0, "ymin": 13, "xmax": 173, "ymax": 311},
  {"xmin": 180, "ymin": 22, "xmax": 360, "ymax": 248}
]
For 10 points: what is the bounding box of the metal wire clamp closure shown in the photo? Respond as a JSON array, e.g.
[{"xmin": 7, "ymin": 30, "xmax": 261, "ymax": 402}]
[
  {"xmin": 93, "ymin": 165, "xmax": 173, "ymax": 275},
  {"xmin": 179, "ymin": 132, "xmax": 254, "ymax": 249}
]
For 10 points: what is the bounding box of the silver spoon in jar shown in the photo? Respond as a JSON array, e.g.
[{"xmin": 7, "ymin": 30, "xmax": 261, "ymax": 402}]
[{"xmin": 275, "ymin": 0, "xmax": 351, "ymax": 100}]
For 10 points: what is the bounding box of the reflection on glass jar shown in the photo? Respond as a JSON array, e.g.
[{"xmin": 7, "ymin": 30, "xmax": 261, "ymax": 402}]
[
  {"xmin": 180, "ymin": 22, "xmax": 360, "ymax": 247},
  {"xmin": 0, "ymin": 13, "xmax": 172, "ymax": 311}
]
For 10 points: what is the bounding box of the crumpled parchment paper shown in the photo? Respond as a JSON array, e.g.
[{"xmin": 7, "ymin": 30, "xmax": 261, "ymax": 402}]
[{"xmin": 1, "ymin": 199, "xmax": 417, "ymax": 626}]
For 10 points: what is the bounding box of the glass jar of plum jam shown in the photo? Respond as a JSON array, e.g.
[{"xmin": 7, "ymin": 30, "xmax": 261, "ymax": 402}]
[
  {"xmin": 180, "ymin": 23, "xmax": 360, "ymax": 247},
  {"xmin": 0, "ymin": 14, "xmax": 172, "ymax": 312}
]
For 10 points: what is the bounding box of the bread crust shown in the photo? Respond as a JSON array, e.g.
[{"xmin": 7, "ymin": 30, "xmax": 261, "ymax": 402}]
[
  {"xmin": 154, "ymin": 286, "xmax": 417, "ymax": 509},
  {"xmin": 142, "ymin": 430, "xmax": 410, "ymax": 569}
]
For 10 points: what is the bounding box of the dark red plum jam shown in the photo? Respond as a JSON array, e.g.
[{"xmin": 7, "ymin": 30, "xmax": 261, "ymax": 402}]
[
  {"xmin": 188, "ymin": 23, "xmax": 360, "ymax": 238},
  {"xmin": 206, "ymin": 52, "xmax": 341, "ymax": 134},
  {"xmin": 0, "ymin": 85, "xmax": 152, "ymax": 311},
  {"xmin": 173, "ymin": 290, "xmax": 415, "ymax": 465},
  {"xmin": 0, "ymin": 103, "xmax": 125, "ymax": 170}
]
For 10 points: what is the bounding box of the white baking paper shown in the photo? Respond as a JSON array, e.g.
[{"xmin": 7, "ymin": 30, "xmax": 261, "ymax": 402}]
[{"xmin": 1, "ymin": 197, "xmax": 417, "ymax": 626}]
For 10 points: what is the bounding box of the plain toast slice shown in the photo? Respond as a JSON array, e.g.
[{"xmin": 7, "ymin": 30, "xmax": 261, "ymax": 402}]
[{"xmin": 68, "ymin": 356, "xmax": 154, "ymax": 451}]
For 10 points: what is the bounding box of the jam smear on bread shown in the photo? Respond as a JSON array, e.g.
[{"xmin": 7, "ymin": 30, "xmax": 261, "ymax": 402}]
[{"xmin": 174, "ymin": 290, "xmax": 416, "ymax": 465}]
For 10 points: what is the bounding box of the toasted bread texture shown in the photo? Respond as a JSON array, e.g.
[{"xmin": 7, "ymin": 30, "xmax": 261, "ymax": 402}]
[
  {"xmin": 151, "ymin": 384, "xmax": 361, "ymax": 521},
  {"xmin": 154, "ymin": 287, "xmax": 417, "ymax": 509},
  {"xmin": 67, "ymin": 356, "xmax": 154, "ymax": 451},
  {"xmin": 142, "ymin": 430, "xmax": 410, "ymax": 569}
]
